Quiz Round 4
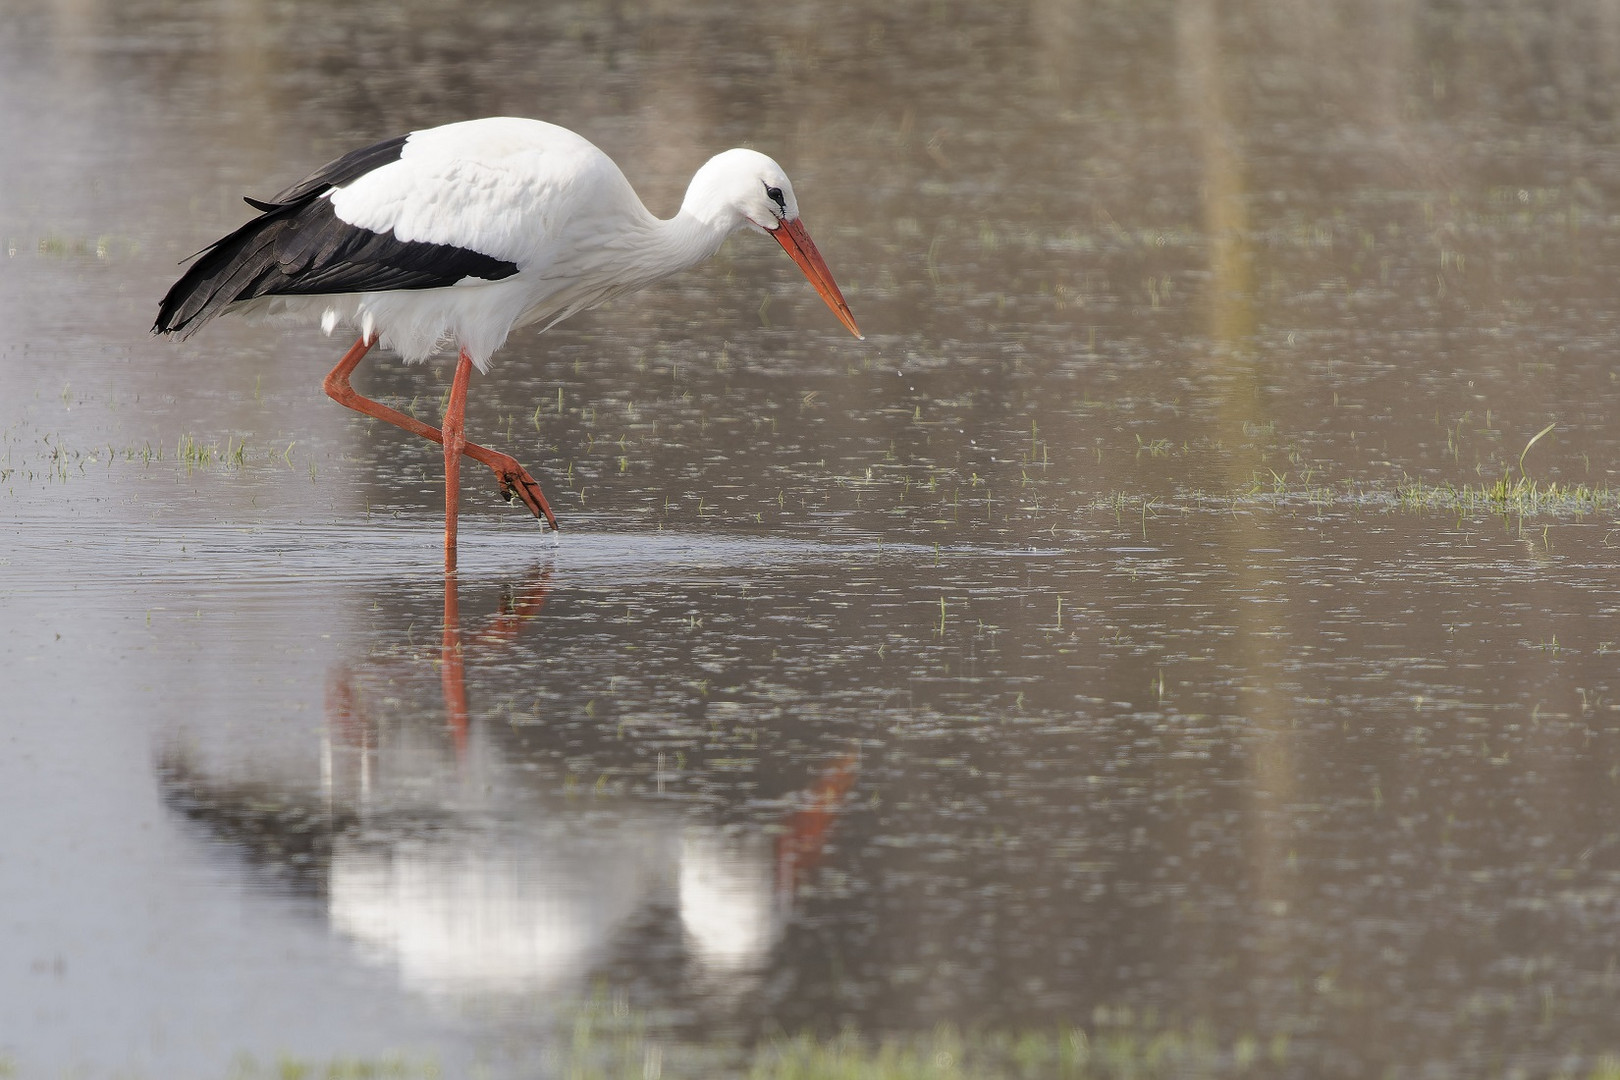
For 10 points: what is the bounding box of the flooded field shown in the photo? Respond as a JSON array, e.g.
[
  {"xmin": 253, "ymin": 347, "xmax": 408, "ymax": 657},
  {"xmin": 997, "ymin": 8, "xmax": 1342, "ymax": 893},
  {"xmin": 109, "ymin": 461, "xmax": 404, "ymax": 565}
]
[{"xmin": 3, "ymin": 1, "xmax": 1620, "ymax": 1077}]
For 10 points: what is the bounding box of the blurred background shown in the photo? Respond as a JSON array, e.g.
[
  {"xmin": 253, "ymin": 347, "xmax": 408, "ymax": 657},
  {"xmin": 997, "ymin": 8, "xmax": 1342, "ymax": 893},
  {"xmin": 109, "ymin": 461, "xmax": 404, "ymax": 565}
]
[{"xmin": 3, "ymin": 1, "xmax": 1620, "ymax": 1077}]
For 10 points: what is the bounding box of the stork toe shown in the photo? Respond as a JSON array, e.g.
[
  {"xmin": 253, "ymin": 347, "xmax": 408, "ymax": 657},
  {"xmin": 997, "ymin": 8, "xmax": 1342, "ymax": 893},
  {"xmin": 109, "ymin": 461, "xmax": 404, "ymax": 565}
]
[{"xmin": 491, "ymin": 457, "xmax": 558, "ymax": 530}]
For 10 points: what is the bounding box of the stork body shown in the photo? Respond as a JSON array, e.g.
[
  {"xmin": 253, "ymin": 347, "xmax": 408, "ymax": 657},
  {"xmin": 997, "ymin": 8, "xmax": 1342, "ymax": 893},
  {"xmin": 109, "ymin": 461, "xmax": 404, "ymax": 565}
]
[{"xmin": 155, "ymin": 117, "xmax": 860, "ymax": 570}]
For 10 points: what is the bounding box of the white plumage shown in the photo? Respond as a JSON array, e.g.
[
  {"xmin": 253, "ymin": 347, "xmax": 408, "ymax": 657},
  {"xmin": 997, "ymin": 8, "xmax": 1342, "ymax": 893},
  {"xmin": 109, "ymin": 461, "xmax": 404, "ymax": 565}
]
[
  {"xmin": 155, "ymin": 116, "xmax": 861, "ymax": 569},
  {"xmin": 208, "ymin": 118, "xmax": 851, "ymax": 369}
]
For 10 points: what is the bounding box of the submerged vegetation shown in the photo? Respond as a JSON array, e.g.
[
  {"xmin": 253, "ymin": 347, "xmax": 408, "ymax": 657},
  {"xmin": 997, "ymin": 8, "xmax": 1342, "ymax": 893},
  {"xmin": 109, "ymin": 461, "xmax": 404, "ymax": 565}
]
[
  {"xmin": 178, "ymin": 432, "xmax": 249, "ymax": 470},
  {"xmin": 210, "ymin": 1006, "xmax": 1620, "ymax": 1080},
  {"xmin": 1396, "ymin": 474, "xmax": 1614, "ymax": 517},
  {"xmin": 0, "ymin": 422, "xmax": 288, "ymax": 488},
  {"xmin": 739, "ymin": 1022, "xmax": 1282, "ymax": 1080},
  {"xmin": 225, "ymin": 1054, "xmax": 443, "ymax": 1080},
  {"xmin": 1221, "ymin": 470, "xmax": 1615, "ymax": 517},
  {"xmin": 1220, "ymin": 423, "xmax": 1615, "ymax": 519}
]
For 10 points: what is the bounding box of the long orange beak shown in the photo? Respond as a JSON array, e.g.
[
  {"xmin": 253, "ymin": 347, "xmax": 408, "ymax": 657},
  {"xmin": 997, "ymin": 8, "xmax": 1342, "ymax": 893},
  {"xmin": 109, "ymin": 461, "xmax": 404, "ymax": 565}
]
[{"xmin": 771, "ymin": 217, "xmax": 863, "ymax": 339}]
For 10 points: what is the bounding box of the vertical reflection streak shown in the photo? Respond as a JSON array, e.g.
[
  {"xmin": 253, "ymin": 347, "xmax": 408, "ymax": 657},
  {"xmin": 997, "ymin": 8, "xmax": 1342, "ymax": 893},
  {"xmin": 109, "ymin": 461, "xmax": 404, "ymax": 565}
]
[{"xmin": 1177, "ymin": 0, "xmax": 1299, "ymax": 1013}]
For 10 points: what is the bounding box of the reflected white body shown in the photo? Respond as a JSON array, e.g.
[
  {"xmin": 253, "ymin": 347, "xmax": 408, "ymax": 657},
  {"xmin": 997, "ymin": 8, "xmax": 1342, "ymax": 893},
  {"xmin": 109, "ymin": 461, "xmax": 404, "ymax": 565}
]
[{"xmin": 328, "ymin": 823, "xmax": 783, "ymax": 995}]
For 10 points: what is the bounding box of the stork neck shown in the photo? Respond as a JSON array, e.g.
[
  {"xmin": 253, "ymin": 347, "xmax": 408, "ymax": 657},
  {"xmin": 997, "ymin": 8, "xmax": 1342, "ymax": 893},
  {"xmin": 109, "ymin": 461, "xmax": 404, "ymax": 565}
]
[{"xmin": 648, "ymin": 206, "xmax": 737, "ymax": 277}]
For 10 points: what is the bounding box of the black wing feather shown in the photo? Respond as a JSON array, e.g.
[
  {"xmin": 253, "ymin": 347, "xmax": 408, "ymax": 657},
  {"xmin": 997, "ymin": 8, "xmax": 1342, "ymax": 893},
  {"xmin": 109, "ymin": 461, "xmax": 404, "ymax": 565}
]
[
  {"xmin": 154, "ymin": 132, "xmax": 519, "ymax": 337},
  {"xmin": 264, "ymin": 134, "xmax": 410, "ymax": 207}
]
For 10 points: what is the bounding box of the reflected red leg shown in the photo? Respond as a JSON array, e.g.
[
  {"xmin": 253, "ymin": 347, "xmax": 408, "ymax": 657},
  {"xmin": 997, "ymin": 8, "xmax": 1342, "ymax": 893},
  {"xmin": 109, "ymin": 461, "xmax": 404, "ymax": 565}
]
[
  {"xmin": 442, "ymin": 572, "xmax": 469, "ymax": 755},
  {"xmin": 320, "ymin": 337, "xmax": 560, "ymax": 533},
  {"xmin": 473, "ymin": 569, "xmax": 555, "ymax": 648},
  {"xmin": 776, "ymin": 751, "xmax": 861, "ymax": 895}
]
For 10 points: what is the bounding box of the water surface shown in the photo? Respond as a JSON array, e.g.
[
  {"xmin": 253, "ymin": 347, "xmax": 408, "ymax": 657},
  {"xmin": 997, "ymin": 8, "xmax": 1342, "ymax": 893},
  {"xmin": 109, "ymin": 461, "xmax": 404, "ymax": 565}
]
[{"xmin": 3, "ymin": 1, "xmax": 1620, "ymax": 1077}]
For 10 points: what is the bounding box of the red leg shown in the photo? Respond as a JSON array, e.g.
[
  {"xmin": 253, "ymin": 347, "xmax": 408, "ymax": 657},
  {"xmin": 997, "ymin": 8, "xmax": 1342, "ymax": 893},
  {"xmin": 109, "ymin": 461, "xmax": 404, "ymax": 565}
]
[
  {"xmin": 321, "ymin": 337, "xmax": 560, "ymax": 531},
  {"xmin": 442, "ymin": 352, "xmax": 473, "ymax": 570}
]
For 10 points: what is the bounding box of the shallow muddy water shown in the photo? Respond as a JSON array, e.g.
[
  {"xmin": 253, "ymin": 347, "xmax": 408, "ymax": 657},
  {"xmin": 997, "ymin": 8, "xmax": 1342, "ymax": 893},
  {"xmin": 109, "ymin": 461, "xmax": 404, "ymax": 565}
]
[{"xmin": 4, "ymin": 1, "xmax": 1620, "ymax": 1077}]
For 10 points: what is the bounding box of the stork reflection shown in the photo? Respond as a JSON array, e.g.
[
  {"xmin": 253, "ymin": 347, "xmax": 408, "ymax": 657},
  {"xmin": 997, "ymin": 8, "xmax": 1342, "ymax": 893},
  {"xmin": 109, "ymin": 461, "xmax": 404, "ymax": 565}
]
[
  {"xmin": 168, "ymin": 565, "xmax": 859, "ymax": 1008},
  {"xmin": 320, "ymin": 569, "xmax": 557, "ymax": 790},
  {"xmin": 442, "ymin": 568, "xmax": 556, "ymax": 752}
]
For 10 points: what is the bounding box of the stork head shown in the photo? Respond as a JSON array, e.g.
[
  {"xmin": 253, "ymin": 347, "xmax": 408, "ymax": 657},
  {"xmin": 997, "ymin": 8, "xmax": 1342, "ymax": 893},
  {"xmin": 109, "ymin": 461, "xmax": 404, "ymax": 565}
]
[
  {"xmin": 683, "ymin": 148, "xmax": 799, "ymax": 233},
  {"xmin": 682, "ymin": 148, "xmax": 862, "ymax": 339}
]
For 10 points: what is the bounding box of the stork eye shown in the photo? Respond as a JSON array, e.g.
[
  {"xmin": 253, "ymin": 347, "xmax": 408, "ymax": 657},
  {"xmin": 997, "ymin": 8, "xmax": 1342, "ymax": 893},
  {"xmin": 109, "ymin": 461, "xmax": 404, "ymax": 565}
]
[{"xmin": 765, "ymin": 185, "xmax": 786, "ymax": 210}]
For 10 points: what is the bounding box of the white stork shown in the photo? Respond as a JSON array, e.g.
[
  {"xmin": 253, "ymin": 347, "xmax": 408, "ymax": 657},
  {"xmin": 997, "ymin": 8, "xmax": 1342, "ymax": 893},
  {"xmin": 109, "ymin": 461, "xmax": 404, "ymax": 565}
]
[{"xmin": 154, "ymin": 117, "xmax": 861, "ymax": 571}]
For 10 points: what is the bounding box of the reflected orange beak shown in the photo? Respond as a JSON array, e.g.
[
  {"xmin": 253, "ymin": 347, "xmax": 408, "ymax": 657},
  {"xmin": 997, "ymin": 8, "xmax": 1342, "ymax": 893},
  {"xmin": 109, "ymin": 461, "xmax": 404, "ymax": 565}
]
[{"xmin": 771, "ymin": 217, "xmax": 863, "ymax": 339}]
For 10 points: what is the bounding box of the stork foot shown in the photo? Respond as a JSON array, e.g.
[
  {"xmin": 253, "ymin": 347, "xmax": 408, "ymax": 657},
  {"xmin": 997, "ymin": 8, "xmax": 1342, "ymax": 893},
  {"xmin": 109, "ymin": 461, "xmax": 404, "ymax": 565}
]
[{"xmin": 484, "ymin": 453, "xmax": 559, "ymax": 530}]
